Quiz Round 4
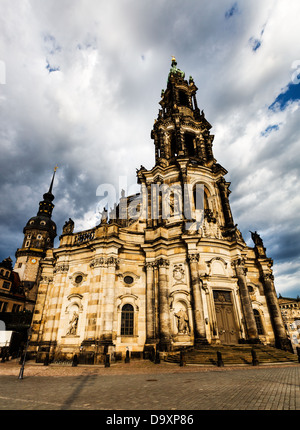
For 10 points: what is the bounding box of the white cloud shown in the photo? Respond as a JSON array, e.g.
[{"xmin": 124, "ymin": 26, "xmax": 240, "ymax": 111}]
[{"xmin": 0, "ymin": 0, "xmax": 300, "ymax": 297}]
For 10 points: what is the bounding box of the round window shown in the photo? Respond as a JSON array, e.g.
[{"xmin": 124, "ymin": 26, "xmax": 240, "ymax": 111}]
[
  {"xmin": 124, "ymin": 275, "xmax": 134, "ymax": 285},
  {"xmin": 75, "ymin": 275, "xmax": 83, "ymax": 284}
]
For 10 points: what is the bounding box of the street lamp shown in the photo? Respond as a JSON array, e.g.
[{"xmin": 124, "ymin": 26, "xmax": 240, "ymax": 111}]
[{"xmin": 18, "ymin": 327, "xmax": 32, "ymax": 380}]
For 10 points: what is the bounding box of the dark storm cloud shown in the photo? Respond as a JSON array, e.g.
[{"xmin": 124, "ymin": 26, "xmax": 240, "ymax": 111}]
[{"xmin": 0, "ymin": 0, "xmax": 299, "ymax": 297}]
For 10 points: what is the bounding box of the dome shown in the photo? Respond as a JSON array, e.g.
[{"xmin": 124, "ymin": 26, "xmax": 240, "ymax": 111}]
[{"xmin": 24, "ymin": 215, "xmax": 57, "ymax": 238}]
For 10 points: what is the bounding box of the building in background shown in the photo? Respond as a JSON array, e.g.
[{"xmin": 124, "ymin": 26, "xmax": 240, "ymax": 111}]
[
  {"xmin": 0, "ymin": 257, "xmax": 32, "ymax": 357},
  {"xmin": 0, "ymin": 257, "xmax": 25, "ymax": 313},
  {"xmin": 278, "ymin": 295, "xmax": 300, "ymax": 352},
  {"xmin": 13, "ymin": 168, "xmax": 57, "ymax": 312}
]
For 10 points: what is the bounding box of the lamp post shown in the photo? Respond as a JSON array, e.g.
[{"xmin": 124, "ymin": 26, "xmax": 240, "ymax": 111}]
[{"xmin": 18, "ymin": 327, "xmax": 32, "ymax": 380}]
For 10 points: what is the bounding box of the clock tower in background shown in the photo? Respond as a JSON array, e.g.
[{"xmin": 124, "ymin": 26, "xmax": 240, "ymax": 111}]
[{"xmin": 13, "ymin": 168, "xmax": 57, "ymax": 310}]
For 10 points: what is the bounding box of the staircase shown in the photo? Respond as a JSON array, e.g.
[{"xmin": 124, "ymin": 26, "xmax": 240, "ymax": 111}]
[{"xmin": 164, "ymin": 344, "xmax": 299, "ymax": 366}]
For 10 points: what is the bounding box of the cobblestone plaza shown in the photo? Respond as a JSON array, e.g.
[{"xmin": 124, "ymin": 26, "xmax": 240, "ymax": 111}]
[{"xmin": 0, "ymin": 360, "xmax": 299, "ymax": 411}]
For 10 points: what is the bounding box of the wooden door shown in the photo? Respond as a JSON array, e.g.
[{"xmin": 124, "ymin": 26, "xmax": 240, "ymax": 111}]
[{"xmin": 213, "ymin": 290, "xmax": 239, "ymax": 344}]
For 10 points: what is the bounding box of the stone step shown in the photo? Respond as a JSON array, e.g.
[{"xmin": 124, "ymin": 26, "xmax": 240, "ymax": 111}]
[{"xmin": 164, "ymin": 344, "xmax": 298, "ymax": 365}]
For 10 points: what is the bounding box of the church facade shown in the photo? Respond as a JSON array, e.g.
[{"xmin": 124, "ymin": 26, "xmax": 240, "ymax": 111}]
[{"xmin": 20, "ymin": 59, "xmax": 289, "ymax": 362}]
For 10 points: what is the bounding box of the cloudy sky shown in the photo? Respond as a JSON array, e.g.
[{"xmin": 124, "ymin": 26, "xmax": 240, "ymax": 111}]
[{"xmin": 0, "ymin": 0, "xmax": 299, "ymax": 298}]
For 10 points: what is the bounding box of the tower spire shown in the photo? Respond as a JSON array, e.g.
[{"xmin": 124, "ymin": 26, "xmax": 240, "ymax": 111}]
[
  {"xmin": 37, "ymin": 167, "xmax": 58, "ymax": 217},
  {"xmin": 48, "ymin": 165, "xmax": 58, "ymax": 195}
]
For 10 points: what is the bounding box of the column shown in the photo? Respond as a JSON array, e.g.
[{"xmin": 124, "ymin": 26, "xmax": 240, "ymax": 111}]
[
  {"xmin": 100, "ymin": 256, "xmax": 119, "ymax": 345},
  {"xmin": 157, "ymin": 258, "xmax": 172, "ymax": 351},
  {"xmin": 89, "ymin": 257, "xmax": 105, "ymax": 341},
  {"xmin": 233, "ymin": 258, "xmax": 259, "ymax": 343},
  {"xmin": 48, "ymin": 263, "xmax": 69, "ymax": 354},
  {"xmin": 188, "ymin": 253, "xmax": 207, "ymax": 343},
  {"xmin": 261, "ymin": 272, "xmax": 292, "ymax": 351},
  {"xmin": 145, "ymin": 261, "xmax": 156, "ymax": 343}
]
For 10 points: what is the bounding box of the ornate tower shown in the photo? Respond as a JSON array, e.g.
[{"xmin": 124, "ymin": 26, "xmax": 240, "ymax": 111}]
[
  {"xmin": 14, "ymin": 168, "xmax": 57, "ymax": 308},
  {"xmin": 137, "ymin": 57, "xmax": 235, "ymax": 233},
  {"xmin": 136, "ymin": 58, "xmax": 289, "ymax": 351}
]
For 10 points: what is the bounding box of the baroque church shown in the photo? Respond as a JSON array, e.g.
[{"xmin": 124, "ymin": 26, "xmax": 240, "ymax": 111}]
[{"xmin": 13, "ymin": 58, "xmax": 290, "ymax": 363}]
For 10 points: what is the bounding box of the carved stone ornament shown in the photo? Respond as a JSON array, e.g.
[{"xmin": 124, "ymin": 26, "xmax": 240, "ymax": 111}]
[
  {"xmin": 90, "ymin": 256, "xmax": 119, "ymax": 268},
  {"xmin": 173, "ymin": 264, "xmax": 185, "ymax": 282},
  {"xmin": 262, "ymin": 273, "xmax": 274, "ymax": 282},
  {"xmin": 40, "ymin": 276, "xmax": 53, "ymax": 284},
  {"xmin": 54, "ymin": 264, "xmax": 69, "ymax": 274},
  {"xmin": 90, "ymin": 257, "xmax": 106, "ymax": 268},
  {"xmin": 145, "ymin": 261, "xmax": 156, "ymax": 270},
  {"xmin": 187, "ymin": 253, "xmax": 199, "ymax": 263},
  {"xmin": 156, "ymin": 258, "xmax": 170, "ymax": 268},
  {"xmin": 106, "ymin": 256, "xmax": 120, "ymax": 267}
]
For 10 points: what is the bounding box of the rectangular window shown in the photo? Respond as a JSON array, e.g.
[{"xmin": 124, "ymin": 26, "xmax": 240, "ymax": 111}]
[
  {"xmin": 1, "ymin": 302, "xmax": 8, "ymax": 312},
  {"xmin": 12, "ymin": 304, "xmax": 22, "ymax": 312},
  {"xmin": 2, "ymin": 281, "xmax": 10, "ymax": 290},
  {"xmin": 121, "ymin": 304, "xmax": 134, "ymax": 336}
]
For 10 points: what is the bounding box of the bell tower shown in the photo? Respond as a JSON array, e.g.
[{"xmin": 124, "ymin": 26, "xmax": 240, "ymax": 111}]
[
  {"xmin": 152, "ymin": 56, "xmax": 216, "ymax": 167},
  {"xmin": 138, "ymin": 57, "xmax": 235, "ymax": 234},
  {"xmin": 14, "ymin": 167, "xmax": 57, "ymax": 308}
]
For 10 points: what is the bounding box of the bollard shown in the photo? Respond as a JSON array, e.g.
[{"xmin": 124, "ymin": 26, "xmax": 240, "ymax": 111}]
[
  {"xmin": 217, "ymin": 351, "xmax": 224, "ymax": 367},
  {"xmin": 155, "ymin": 349, "xmax": 160, "ymax": 364},
  {"xmin": 125, "ymin": 349, "xmax": 130, "ymax": 363},
  {"xmin": 18, "ymin": 328, "xmax": 32, "ymax": 380},
  {"xmin": 72, "ymin": 354, "xmax": 78, "ymax": 367},
  {"xmin": 151, "ymin": 346, "xmax": 156, "ymax": 362},
  {"xmin": 105, "ymin": 353, "xmax": 110, "ymax": 368},
  {"xmin": 44, "ymin": 353, "xmax": 49, "ymax": 366},
  {"xmin": 179, "ymin": 350, "xmax": 186, "ymax": 367},
  {"xmin": 251, "ymin": 348, "xmax": 259, "ymax": 366}
]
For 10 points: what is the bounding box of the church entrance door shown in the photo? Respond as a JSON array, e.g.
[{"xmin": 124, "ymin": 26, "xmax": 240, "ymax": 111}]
[{"xmin": 213, "ymin": 290, "xmax": 239, "ymax": 344}]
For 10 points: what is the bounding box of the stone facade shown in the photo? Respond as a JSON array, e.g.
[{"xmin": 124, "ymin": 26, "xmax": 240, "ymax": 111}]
[{"xmin": 27, "ymin": 59, "xmax": 291, "ymax": 363}]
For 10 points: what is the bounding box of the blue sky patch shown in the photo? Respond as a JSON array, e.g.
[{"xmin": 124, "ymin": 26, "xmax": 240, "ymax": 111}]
[
  {"xmin": 46, "ymin": 61, "xmax": 60, "ymax": 73},
  {"xmin": 261, "ymin": 124, "xmax": 279, "ymax": 137},
  {"xmin": 44, "ymin": 34, "xmax": 61, "ymax": 55},
  {"xmin": 269, "ymin": 81, "xmax": 300, "ymax": 111},
  {"xmin": 225, "ymin": 2, "xmax": 238, "ymax": 19},
  {"xmin": 249, "ymin": 37, "xmax": 261, "ymax": 52}
]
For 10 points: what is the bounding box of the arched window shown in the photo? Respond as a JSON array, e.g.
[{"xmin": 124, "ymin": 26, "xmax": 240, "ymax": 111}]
[
  {"xmin": 253, "ymin": 309, "xmax": 264, "ymax": 335},
  {"xmin": 193, "ymin": 184, "xmax": 209, "ymax": 211},
  {"xmin": 121, "ymin": 304, "xmax": 134, "ymax": 336},
  {"xmin": 185, "ymin": 132, "xmax": 195, "ymax": 156}
]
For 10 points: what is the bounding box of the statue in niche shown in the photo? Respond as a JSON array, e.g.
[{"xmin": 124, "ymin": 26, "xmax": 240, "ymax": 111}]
[
  {"xmin": 67, "ymin": 310, "xmax": 79, "ymax": 335},
  {"xmin": 175, "ymin": 308, "xmax": 189, "ymax": 334}
]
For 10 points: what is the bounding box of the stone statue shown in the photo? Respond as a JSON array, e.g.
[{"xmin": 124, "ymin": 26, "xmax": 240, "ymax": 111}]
[
  {"xmin": 67, "ymin": 311, "xmax": 79, "ymax": 335},
  {"xmin": 175, "ymin": 309, "xmax": 189, "ymax": 334},
  {"xmin": 250, "ymin": 231, "xmax": 264, "ymax": 247},
  {"xmin": 101, "ymin": 208, "xmax": 108, "ymax": 224},
  {"xmin": 62, "ymin": 218, "xmax": 74, "ymax": 234}
]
